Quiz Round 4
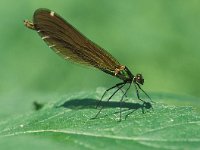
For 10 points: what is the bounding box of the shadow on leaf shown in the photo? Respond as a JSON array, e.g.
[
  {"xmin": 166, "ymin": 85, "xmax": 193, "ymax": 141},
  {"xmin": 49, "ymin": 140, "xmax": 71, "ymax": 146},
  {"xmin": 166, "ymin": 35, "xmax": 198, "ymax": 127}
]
[
  {"xmin": 57, "ymin": 99, "xmax": 153, "ymax": 120},
  {"xmin": 58, "ymin": 98, "xmax": 152, "ymax": 110}
]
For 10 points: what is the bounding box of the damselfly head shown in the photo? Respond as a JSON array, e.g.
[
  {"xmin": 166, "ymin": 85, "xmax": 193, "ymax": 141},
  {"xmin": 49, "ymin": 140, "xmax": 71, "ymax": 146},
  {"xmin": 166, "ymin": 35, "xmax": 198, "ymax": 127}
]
[{"xmin": 134, "ymin": 74, "xmax": 144, "ymax": 85}]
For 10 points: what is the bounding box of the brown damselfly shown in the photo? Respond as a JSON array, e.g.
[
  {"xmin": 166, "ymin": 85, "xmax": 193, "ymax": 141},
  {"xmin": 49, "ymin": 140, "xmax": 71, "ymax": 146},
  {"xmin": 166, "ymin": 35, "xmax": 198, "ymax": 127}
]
[{"xmin": 24, "ymin": 8, "xmax": 152, "ymax": 120}]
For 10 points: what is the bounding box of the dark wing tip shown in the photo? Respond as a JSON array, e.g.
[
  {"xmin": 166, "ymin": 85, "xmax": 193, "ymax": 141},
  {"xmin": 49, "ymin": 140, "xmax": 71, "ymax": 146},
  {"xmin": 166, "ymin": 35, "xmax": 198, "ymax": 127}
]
[{"xmin": 34, "ymin": 8, "xmax": 51, "ymax": 16}]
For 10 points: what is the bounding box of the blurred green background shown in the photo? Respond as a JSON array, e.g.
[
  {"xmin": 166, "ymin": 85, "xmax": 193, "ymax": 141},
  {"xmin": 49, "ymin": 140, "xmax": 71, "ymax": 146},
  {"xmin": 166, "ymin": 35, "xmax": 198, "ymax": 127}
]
[{"xmin": 0, "ymin": 0, "xmax": 200, "ymax": 117}]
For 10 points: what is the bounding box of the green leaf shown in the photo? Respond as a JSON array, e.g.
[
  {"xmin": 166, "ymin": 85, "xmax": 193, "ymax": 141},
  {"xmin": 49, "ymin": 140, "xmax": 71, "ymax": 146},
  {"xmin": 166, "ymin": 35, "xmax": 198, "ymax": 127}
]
[{"xmin": 0, "ymin": 91, "xmax": 200, "ymax": 150}]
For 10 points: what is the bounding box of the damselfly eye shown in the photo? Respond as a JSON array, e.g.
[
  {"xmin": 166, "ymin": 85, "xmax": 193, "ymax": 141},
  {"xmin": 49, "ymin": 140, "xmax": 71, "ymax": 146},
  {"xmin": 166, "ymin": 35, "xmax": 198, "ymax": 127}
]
[{"xmin": 135, "ymin": 74, "xmax": 144, "ymax": 85}]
